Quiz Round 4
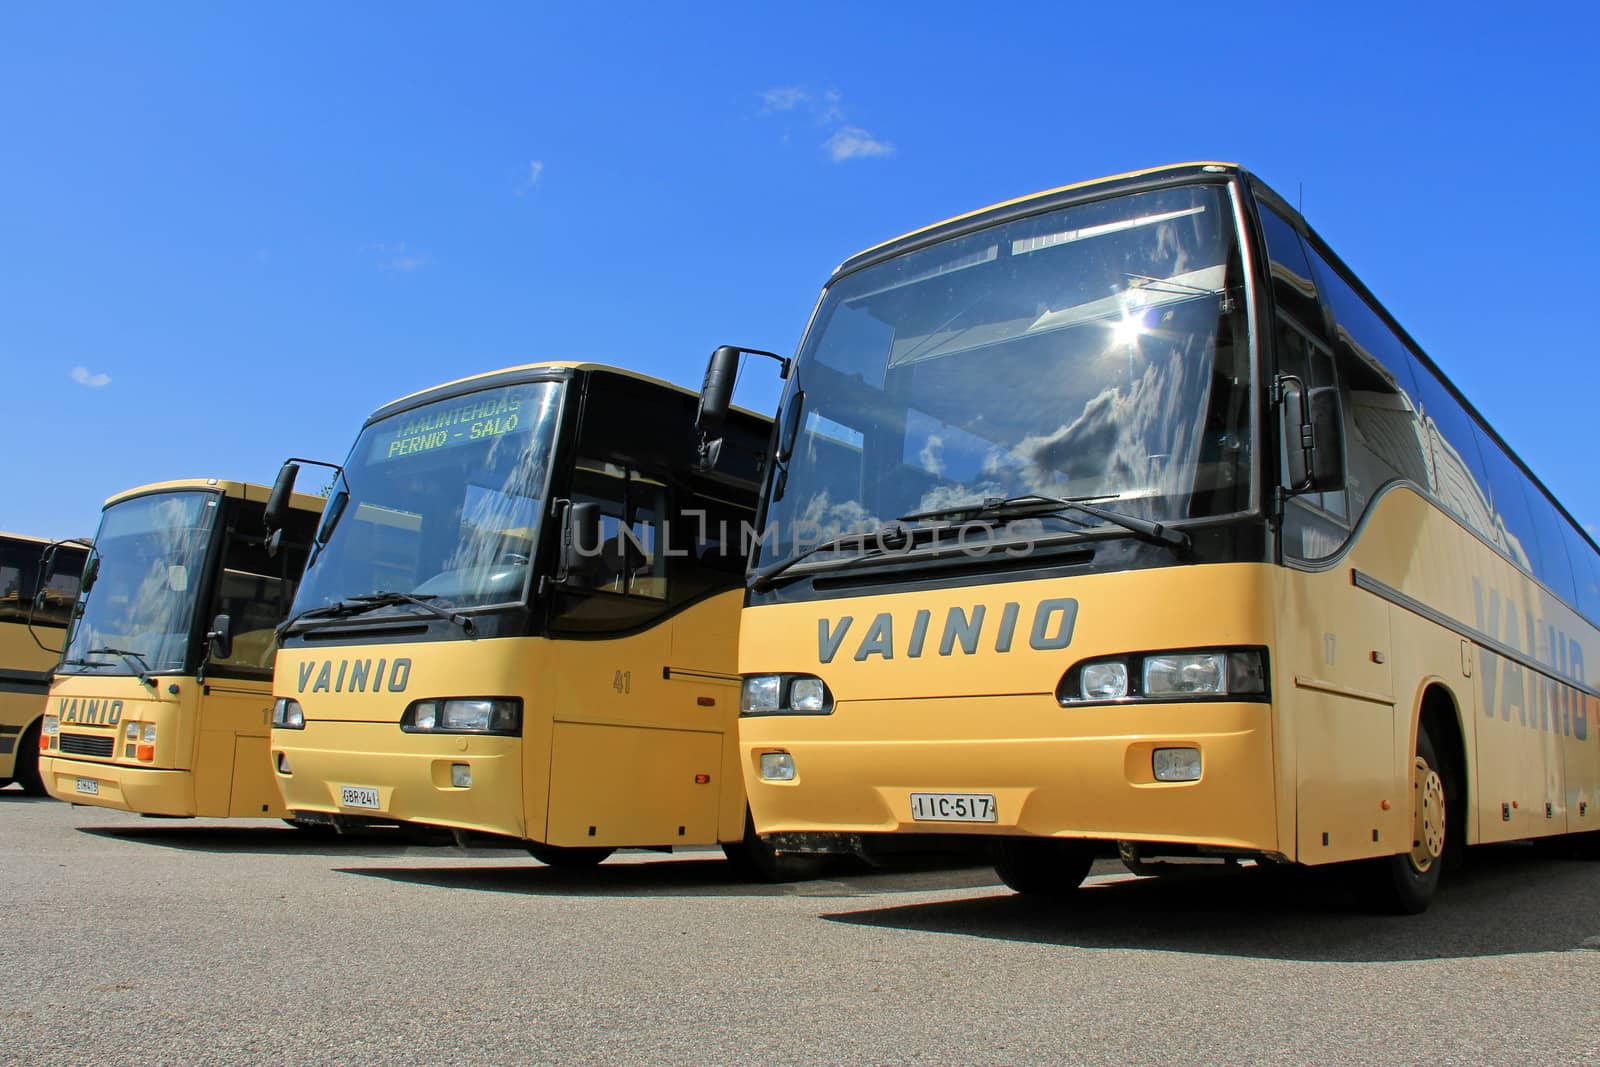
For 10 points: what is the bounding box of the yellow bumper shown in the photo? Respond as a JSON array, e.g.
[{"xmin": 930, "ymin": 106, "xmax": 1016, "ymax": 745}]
[
  {"xmin": 740, "ymin": 696, "xmax": 1280, "ymax": 853},
  {"xmin": 272, "ymin": 722, "xmax": 524, "ymax": 838},
  {"xmin": 40, "ymin": 755, "xmax": 198, "ymax": 816}
]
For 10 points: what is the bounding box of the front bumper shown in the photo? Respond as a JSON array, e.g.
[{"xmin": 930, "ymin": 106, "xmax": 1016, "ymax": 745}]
[{"xmin": 40, "ymin": 755, "xmax": 198, "ymax": 816}]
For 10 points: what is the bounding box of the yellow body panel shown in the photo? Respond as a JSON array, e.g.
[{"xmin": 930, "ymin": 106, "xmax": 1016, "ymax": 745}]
[
  {"xmin": 739, "ymin": 487, "xmax": 1600, "ymax": 865},
  {"xmin": 272, "ymin": 590, "xmax": 747, "ymax": 847},
  {"xmin": 0, "ymin": 620, "xmax": 62, "ymax": 780},
  {"xmin": 39, "ymin": 672, "xmax": 283, "ymax": 817}
]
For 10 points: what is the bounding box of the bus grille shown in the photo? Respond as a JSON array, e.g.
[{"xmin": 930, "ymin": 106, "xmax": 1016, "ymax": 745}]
[{"xmin": 58, "ymin": 733, "xmax": 116, "ymax": 758}]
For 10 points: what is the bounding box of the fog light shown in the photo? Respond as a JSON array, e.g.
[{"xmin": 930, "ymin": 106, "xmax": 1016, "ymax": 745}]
[
  {"xmin": 1152, "ymin": 747, "xmax": 1202, "ymax": 782},
  {"xmin": 450, "ymin": 763, "xmax": 472, "ymax": 787},
  {"xmin": 759, "ymin": 752, "xmax": 796, "ymax": 781},
  {"xmin": 276, "ymin": 752, "xmax": 292, "ymax": 775},
  {"xmin": 1081, "ymin": 661, "xmax": 1129, "ymax": 700},
  {"xmin": 141, "ymin": 723, "xmax": 157, "ymax": 743}
]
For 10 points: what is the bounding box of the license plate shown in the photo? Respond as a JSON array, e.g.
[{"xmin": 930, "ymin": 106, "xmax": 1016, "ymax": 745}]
[
  {"xmin": 339, "ymin": 785, "xmax": 381, "ymax": 810},
  {"xmin": 909, "ymin": 792, "xmax": 997, "ymax": 823},
  {"xmin": 75, "ymin": 777, "xmax": 100, "ymax": 797}
]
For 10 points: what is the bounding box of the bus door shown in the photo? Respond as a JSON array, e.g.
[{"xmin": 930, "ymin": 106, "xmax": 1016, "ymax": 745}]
[
  {"xmin": 197, "ymin": 499, "xmax": 312, "ymax": 817},
  {"xmin": 541, "ymin": 460, "xmax": 724, "ymax": 849}
]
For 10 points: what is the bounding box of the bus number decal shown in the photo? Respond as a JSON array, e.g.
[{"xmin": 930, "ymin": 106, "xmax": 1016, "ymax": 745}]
[{"xmin": 613, "ymin": 670, "xmax": 631, "ymax": 695}]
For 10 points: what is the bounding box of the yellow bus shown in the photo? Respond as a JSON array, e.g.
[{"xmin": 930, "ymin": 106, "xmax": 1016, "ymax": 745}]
[
  {"xmin": 697, "ymin": 162, "xmax": 1600, "ymax": 912},
  {"xmin": 39, "ymin": 479, "xmax": 323, "ymax": 818},
  {"xmin": 265, "ymin": 362, "xmax": 805, "ymax": 875},
  {"xmin": 1, "ymin": 533, "xmax": 88, "ymax": 794}
]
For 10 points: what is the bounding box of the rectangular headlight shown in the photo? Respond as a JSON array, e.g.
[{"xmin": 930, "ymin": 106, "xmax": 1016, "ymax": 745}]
[
  {"xmin": 403, "ymin": 698, "xmax": 520, "ymax": 735},
  {"xmin": 760, "ymin": 752, "xmax": 796, "ymax": 781},
  {"xmin": 141, "ymin": 723, "xmax": 157, "ymax": 744},
  {"xmin": 1143, "ymin": 652, "xmax": 1228, "ymax": 696},
  {"xmin": 1080, "ymin": 661, "xmax": 1129, "ymax": 700},
  {"xmin": 741, "ymin": 675, "xmax": 782, "ymax": 714},
  {"xmin": 272, "ymin": 698, "xmax": 305, "ymax": 729},
  {"xmin": 789, "ymin": 678, "xmax": 826, "ymax": 712},
  {"xmin": 43, "ymin": 714, "xmax": 59, "ymax": 735}
]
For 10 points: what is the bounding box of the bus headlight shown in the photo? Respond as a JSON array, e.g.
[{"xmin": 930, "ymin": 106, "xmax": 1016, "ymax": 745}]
[
  {"xmin": 43, "ymin": 714, "xmax": 59, "ymax": 735},
  {"xmin": 273, "ymin": 698, "xmax": 305, "ymax": 729},
  {"xmin": 401, "ymin": 698, "xmax": 521, "ymax": 736},
  {"xmin": 1058, "ymin": 649, "xmax": 1267, "ymax": 705},
  {"xmin": 141, "ymin": 723, "xmax": 157, "ymax": 744},
  {"xmin": 741, "ymin": 674, "xmax": 834, "ymax": 716}
]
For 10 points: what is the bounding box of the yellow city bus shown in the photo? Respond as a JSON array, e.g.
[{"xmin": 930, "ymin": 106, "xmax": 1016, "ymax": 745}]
[
  {"xmin": 265, "ymin": 362, "xmax": 806, "ymax": 875},
  {"xmin": 39, "ymin": 479, "xmax": 323, "ymax": 817},
  {"xmin": 0, "ymin": 533, "xmax": 87, "ymax": 793},
  {"xmin": 697, "ymin": 162, "xmax": 1600, "ymax": 912}
]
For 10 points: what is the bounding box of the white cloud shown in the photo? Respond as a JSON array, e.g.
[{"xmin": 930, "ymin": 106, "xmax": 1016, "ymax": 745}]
[
  {"xmin": 760, "ymin": 86, "xmax": 810, "ymax": 113},
  {"xmin": 760, "ymin": 86, "xmax": 895, "ymax": 163},
  {"xmin": 70, "ymin": 366, "xmax": 111, "ymax": 388},
  {"xmin": 516, "ymin": 160, "xmax": 545, "ymax": 195},
  {"xmin": 373, "ymin": 242, "xmax": 430, "ymax": 272},
  {"xmin": 824, "ymin": 126, "xmax": 894, "ymax": 162}
]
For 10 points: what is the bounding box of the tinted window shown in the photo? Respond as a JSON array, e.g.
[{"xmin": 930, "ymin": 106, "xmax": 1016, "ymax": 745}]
[
  {"xmin": 1562, "ymin": 523, "xmax": 1600, "ymax": 624},
  {"xmin": 1474, "ymin": 429, "xmax": 1543, "ymax": 576},
  {"xmin": 208, "ymin": 500, "xmax": 315, "ymax": 676},
  {"xmin": 1408, "ymin": 364, "xmax": 1495, "ymax": 540},
  {"xmin": 551, "ymin": 461, "xmax": 672, "ymax": 633},
  {"xmin": 1257, "ymin": 203, "xmax": 1323, "ymax": 330},
  {"xmin": 1522, "ymin": 486, "xmax": 1578, "ymax": 604},
  {"xmin": 0, "ymin": 539, "xmax": 41, "ymax": 625}
]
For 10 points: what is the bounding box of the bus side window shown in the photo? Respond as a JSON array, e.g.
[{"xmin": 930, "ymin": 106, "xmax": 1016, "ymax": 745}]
[
  {"xmin": 551, "ymin": 461, "xmax": 671, "ymax": 633},
  {"xmin": 207, "ymin": 503, "xmax": 314, "ymax": 674}
]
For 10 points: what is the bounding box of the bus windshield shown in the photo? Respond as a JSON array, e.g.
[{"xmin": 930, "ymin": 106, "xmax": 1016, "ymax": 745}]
[
  {"xmin": 292, "ymin": 379, "xmax": 563, "ymax": 615},
  {"xmin": 62, "ymin": 491, "xmax": 219, "ymax": 674},
  {"xmin": 759, "ymin": 183, "xmax": 1251, "ymax": 569}
]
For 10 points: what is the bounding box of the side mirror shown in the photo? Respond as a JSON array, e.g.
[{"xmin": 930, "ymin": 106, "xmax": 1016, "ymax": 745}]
[
  {"xmin": 562, "ymin": 501, "xmax": 602, "ymax": 578},
  {"xmin": 695, "ymin": 345, "xmax": 741, "ymax": 440},
  {"xmin": 207, "ymin": 613, "xmax": 233, "ymax": 661},
  {"xmin": 1281, "ymin": 378, "xmax": 1344, "ymax": 494},
  {"xmin": 265, "ymin": 462, "xmax": 300, "ymax": 534}
]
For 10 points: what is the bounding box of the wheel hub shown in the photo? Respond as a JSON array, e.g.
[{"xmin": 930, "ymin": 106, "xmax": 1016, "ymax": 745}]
[{"xmin": 1410, "ymin": 755, "xmax": 1446, "ymax": 872}]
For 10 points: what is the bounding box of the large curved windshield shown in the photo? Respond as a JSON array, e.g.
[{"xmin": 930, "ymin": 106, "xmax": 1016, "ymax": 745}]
[
  {"xmin": 62, "ymin": 491, "xmax": 218, "ymax": 674},
  {"xmin": 292, "ymin": 380, "xmax": 563, "ymax": 614},
  {"xmin": 759, "ymin": 183, "xmax": 1251, "ymax": 568}
]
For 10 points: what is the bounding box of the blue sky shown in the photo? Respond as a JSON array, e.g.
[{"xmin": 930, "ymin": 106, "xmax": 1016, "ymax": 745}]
[{"xmin": 3, "ymin": 3, "xmax": 1595, "ymax": 541}]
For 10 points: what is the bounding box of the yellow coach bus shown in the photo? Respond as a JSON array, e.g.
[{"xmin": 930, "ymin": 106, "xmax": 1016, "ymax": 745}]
[
  {"xmin": 265, "ymin": 362, "xmax": 804, "ymax": 875},
  {"xmin": 39, "ymin": 479, "xmax": 322, "ymax": 817},
  {"xmin": 1, "ymin": 533, "xmax": 87, "ymax": 793},
  {"xmin": 697, "ymin": 162, "xmax": 1600, "ymax": 912}
]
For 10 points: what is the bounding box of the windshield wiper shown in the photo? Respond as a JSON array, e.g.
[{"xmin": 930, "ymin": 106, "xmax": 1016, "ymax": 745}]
[
  {"xmin": 279, "ymin": 591, "xmax": 474, "ymax": 637},
  {"xmin": 897, "ymin": 494, "xmax": 1190, "ymax": 554},
  {"xmin": 65, "ymin": 647, "xmax": 157, "ymax": 689},
  {"xmin": 749, "ymin": 523, "xmax": 921, "ymax": 591}
]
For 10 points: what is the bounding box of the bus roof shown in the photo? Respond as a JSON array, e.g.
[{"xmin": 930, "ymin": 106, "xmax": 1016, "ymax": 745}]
[
  {"xmin": 103, "ymin": 479, "xmax": 324, "ymax": 514},
  {"xmin": 371, "ymin": 360, "xmax": 769, "ymax": 423},
  {"xmin": 0, "ymin": 531, "xmax": 85, "ymax": 548},
  {"xmin": 835, "ymin": 161, "xmax": 1239, "ymax": 276}
]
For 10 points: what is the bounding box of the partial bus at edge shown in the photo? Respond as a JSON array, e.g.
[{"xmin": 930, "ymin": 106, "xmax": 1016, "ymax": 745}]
[
  {"xmin": 1, "ymin": 533, "xmax": 87, "ymax": 794},
  {"xmin": 697, "ymin": 161, "xmax": 1600, "ymax": 913},
  {"xmin": 266, "ymin": 362, "xmax": 810, "ymax": 876},
  {"xmin": 39, "ymin": 479, "xmax": 323, "ymax": 817}
]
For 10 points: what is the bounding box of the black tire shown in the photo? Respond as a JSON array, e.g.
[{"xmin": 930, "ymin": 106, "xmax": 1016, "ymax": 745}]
[
  {"xmin": 1366, "ymin": 728, "xmax": 1447, "ymax": 914},
  {"xmin": 527, "ymin": 843, "xmax": 614, "ymax": 868},
  {"xmin": 992, "ymin": 838, "xmax": 1095, "ymax": 896},
  {"xmin": 13, "ymin": 720, "xmax": 46, "ymax": 796},
  {"xmin": 722, "ymin": 810, "xmax": 826, "ymax": 883}
]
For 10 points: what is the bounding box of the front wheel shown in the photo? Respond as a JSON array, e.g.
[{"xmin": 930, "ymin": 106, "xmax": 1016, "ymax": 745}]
[
  {"xmin": 13, "ymin": 721, "xmax": 46, "ymax": 796},
  {"xmin": 1366, "ymin": 728, "xmax": 1447, "ymax": 914},
  {"xmin": 722, "ymin": 811, "xmax": 826, "ymax": 883},
  {"xmin": 992, "ymin": 838, "xmax": 1095, "ymax": 896},
  {"xmin": 527, "ymin": 843, "xmax": 614, "ymax": 868}
]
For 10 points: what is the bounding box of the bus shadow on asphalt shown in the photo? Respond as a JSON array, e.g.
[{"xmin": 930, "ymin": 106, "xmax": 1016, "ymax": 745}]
[
  {"xmin": 338, "ymin": 856, "xmax": 1002, "ymax": 899},
  {"xmin": 76, "ymin": 824, "xmax": 454, "ymax": 857},
  {"xmin": 822, "ymin": 845, "xmax": 1600, "ymax": 962}
]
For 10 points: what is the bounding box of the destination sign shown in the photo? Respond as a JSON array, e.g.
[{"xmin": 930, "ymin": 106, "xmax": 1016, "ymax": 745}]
[{"xmin": 369, "ymin": 384, "xmax": 541, "ymax": 464}]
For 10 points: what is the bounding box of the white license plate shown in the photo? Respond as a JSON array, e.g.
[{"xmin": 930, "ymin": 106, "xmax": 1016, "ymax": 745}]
[
  {"xmin": 339, "ymin": 785, "xmax": 381, "ymax": 810},
  {"xmin": 909, "ymin": 792, "xmax": 997, "ymax": 823},
  {"xmin": 75, "ymin": 777, "xmax": 100, "ymax": 797}
]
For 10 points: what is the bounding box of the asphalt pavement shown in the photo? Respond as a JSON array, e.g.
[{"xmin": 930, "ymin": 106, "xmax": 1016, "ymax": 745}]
[{"xmin": 2, "ymin": 784, "xmax": 1598, "ymax": 1065}]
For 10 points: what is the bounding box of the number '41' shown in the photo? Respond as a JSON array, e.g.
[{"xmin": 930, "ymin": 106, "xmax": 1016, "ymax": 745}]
[{"xmin": 612, "ymin": 670, "xmax": 631, "ymax": 694}]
